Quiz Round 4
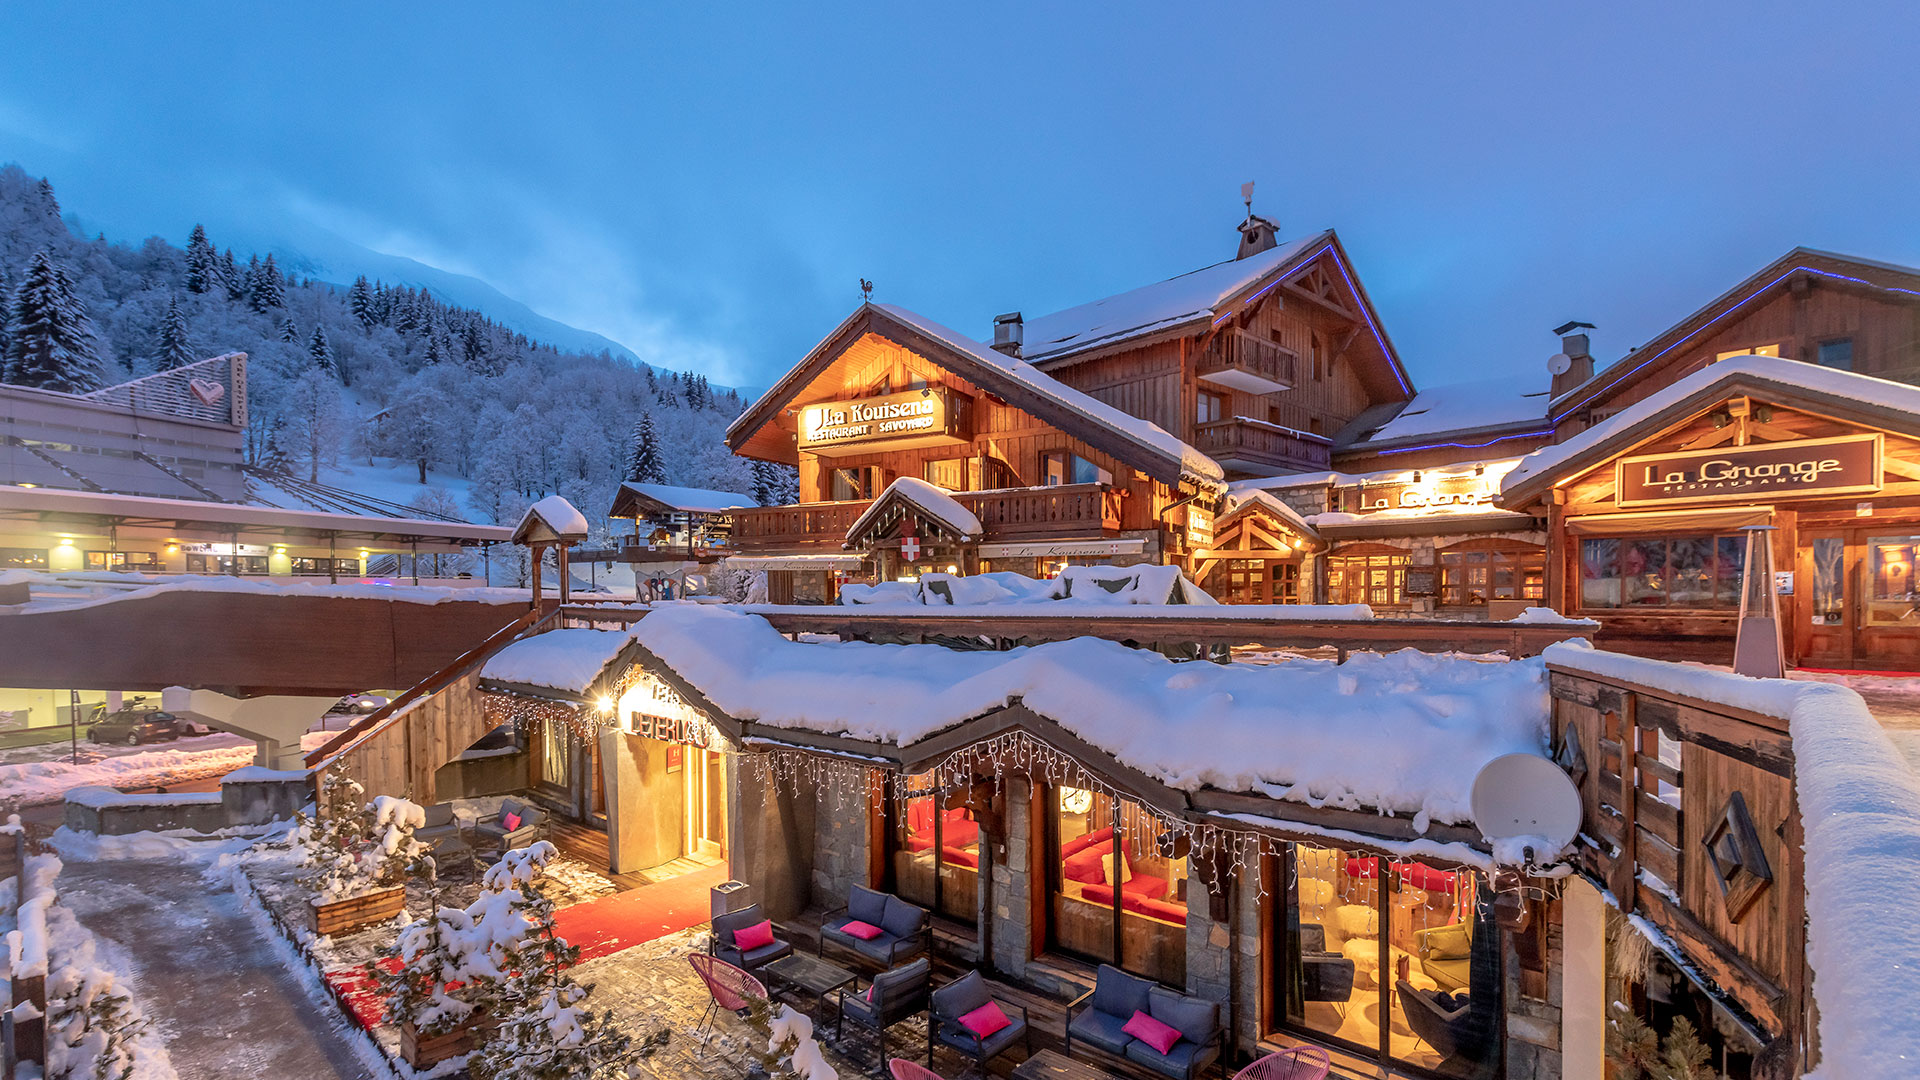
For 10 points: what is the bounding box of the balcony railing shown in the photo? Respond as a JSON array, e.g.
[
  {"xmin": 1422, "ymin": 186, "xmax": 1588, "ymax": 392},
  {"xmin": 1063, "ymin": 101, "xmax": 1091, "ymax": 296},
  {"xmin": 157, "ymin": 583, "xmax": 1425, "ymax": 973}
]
[
  {"xmin": 730, "ymin": 483, "xmax": 1122, "ymax": 553},
  {"xmin": 1192, "ymin": 418, "xmax": 1331, "ymax": 474},
  {"xmin": 1198, "ymin": 331, "xmax": 1296, "ymax": 393}
]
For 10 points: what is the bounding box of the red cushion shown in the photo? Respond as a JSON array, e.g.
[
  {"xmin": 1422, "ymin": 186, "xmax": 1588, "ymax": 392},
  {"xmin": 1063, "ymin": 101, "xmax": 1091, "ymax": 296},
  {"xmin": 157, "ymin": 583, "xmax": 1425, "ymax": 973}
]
[
  {"xmin": 907, "ymin": 835, "xmax": 935, "ymax": 853},
  {"xmin": 1060, "ymin": 826, "xmax": 1114, "ymax": 861},
  {"xmin": 841, "ymin": 920, "xmax": 883, "ymax": 941},
  {"xmin": 1346, "ymin": 856, "xmax": 1380, "ymax": 880},
  {"xmin": 1401, "ymin": 862, "xmax": 1458, "ymax": 893},
  {"xmin": 1128, "ymin": 896, "xmax": 1189, "ymax": 922},
  {"xmin": 1081, "ymin": 882, "xmax": 1115, "ymax": 905},
  {"xmin": 501, "ymin": 811, "xmax": 522, "ymax": 832},
  {"xmin": 944, "ymin": 806, "xmax": 973, "ymax": 822},
  {"xmin": 941, "ymin": 846, "xmax": 979, "ymax": 868},
  {"xmin": 908, "ymin": 800, "xmax": 935, "ymax": 833},
  {"xmin": 734, "ymin": 919, "xmax": 776, "ymax": 951},
  {"xmin": 1123, "ymin": 874, "xmax": 1169, "ymax": 901},
  {"xmin": 944, "ymin": 820, "xmax": 981, "ymax": 848},
  {"xmin": 1063, "ymin": 841, "xmax": 1114, "ymax": 884},
  {"xmin": 1122, "ymin": 1009, "xmax": 1182, "ymax": 1055},
  {"xmin": 959, "ymin": 1001, "xmax": 1012, "ymax": 1039}
]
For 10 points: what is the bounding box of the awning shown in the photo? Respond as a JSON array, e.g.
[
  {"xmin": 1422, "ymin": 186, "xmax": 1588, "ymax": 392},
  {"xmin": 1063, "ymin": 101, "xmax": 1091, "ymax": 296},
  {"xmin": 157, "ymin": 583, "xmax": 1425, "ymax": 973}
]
[
  {"xmin": 1565, "ymin": 506, "xmax": 1773, "ymax": 536},
  {"xmin": 722, "ymin": 553, "xmax": 869, "ymax": 571},
  {"xmin": 976, "ymin": 538, "xmax": 1147, "ymax": 558}
]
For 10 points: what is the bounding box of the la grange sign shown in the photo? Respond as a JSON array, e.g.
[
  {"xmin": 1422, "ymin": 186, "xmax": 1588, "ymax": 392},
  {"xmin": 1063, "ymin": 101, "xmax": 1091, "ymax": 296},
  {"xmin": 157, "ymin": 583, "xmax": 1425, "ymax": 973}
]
[{"xmin": 1616, "ymin": 433, "xmax": 1883, "ymax": 508}]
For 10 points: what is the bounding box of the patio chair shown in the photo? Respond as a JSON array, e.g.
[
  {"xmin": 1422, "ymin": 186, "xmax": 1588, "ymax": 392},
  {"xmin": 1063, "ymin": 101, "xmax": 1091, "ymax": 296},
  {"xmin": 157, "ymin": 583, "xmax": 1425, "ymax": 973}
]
[
  {"xmin": 473, "ymin": 798, "xmax": 547, "ymax": 854},
  {"xmin": 929, "ymin": 970, "xmax": 1031, "ymax": 1077},
  {"xmin": 889, "ymin": 1060, "xmax": 949, "ymax": 1080},
  {"xmin": 1233, "ymin": 1046, "xmax": 1332, "ymax": 1080},
  {"xmin": 689, "ymin": 953, "xmax": 767, "ymax": 1034},
  {"xmin": 711, "ymin": 902, "xmax": 794, "ymax": 971},
  {"xmin": 1398, "ymin": 981, "xmax": 1473, "ymax": 1062},
  {"xmin": 415, "ymin": 803, "xmax": 463, "ymax": 845},
  {"xmin": 837, "ymin": 957, "xmax": 931, "ymax": 1073}
]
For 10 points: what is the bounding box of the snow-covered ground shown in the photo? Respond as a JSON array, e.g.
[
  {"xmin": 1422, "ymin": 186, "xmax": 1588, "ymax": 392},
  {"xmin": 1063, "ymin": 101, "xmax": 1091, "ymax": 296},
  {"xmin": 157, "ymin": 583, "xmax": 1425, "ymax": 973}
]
[
  {"xmin": 316, "ymin": 457, "xmax": 478, "ymax": 519},
  {"xmin": 1790, "ymin": 670, "xmax": 1920, "ymax": 772},
  {"xmin": 0, "ymin": 730, "xmax": 335, "ymax": 807}
]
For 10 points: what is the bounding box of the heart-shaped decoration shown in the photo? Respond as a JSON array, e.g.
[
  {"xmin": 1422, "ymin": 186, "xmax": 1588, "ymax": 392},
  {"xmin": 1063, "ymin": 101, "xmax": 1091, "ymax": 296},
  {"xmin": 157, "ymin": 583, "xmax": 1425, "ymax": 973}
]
[{"xmin": 188, "ymin": 378, "xmax": 226, "ymax": 406}]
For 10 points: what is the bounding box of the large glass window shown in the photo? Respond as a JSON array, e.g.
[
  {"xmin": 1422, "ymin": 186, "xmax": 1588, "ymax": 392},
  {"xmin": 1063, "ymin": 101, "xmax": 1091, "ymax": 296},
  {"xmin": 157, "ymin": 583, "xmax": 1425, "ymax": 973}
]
[
  {"xmin": 0, "ymin": 548, "xmax": 49, "ymax": 569},
  {"xmin": 1046, "ymin": 785, "xmax": 1186, "ymax": 987},
  {"xmin": 185, "ymin": 553, "xmax": 271, "ymax": 575},
  {"xmin": 1439, "ymin": 546, "xmax": 1544, "ymax": 606},
  {"xmin": 1867, "ymin": 535, "xmax": 1920, "ymax": 626},
  {"xmin": 1579, "ymin": 534, "xmax": 1744, "ymax": 610},
  {"xmin": 539, "ymin": 719, "xmax": 571, "ymax": 788},
  {"xmin": 892, "ymin": 774, "xmax": 981, "ymax": 922},
  {"xmin": 1043, "ymin": 451, "xmax": 1112, "ymax": 487},
  {"xmin": 86, "ymin": 551, "xmax": 162, "ymax": 571},
  {"xmin": 830, "ymin": 467, "xmax": 877, "ymax": 502},
  {"xmin": 1279, "ymin": 844, "xmax": 1498, "ymax": 1077},
  {"xmin": 1208, "ymin": 561, "xmax": 1299, "ymax": 605},
  {"xmin": 1327, "ymin": 552, "xmax": 1409, "ymax": 606}
]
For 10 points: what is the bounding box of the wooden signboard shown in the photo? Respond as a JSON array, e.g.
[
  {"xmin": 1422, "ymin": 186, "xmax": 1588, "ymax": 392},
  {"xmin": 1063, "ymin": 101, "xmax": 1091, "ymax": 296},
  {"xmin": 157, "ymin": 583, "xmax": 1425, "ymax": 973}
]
[
  {"xmin": 796, "ymin": 388, "xmax": 969, "ymax": 457},
  {"xmin": 1616, "ymin": 433, "xmax": 1882, "ymax": 508},
  {"xmin": 1405, "ymin": 564, "xmax": 1439, "ymax": 597}
]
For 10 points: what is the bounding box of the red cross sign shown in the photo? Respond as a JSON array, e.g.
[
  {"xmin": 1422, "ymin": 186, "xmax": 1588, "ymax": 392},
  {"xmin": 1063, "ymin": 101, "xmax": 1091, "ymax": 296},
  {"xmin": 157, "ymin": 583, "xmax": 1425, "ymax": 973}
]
[{"xmin": 900, "ymin": 535, "xmax": 921, "ymax": 561}]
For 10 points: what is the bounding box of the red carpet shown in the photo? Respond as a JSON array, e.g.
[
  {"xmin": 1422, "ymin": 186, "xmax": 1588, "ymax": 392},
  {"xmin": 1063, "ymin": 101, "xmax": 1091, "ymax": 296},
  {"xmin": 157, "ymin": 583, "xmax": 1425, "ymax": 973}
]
[{"xmin": 325, "ymin": 863, "xmax": 729, "ymax": 1030}]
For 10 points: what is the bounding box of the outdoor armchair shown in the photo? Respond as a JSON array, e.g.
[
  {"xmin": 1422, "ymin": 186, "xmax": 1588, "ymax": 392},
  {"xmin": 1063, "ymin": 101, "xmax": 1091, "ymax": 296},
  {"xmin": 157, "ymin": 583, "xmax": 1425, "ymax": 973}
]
[
  {"xmin": 929, "ymin": 970, "xmax": 1030, "ymax": 1076},
  {"xmin": 837, "ymin": 957, "xmax": 931, "ymax": 1073},
  {"xmin": 710, "ymin": 902, "xmax": 794, "ymax": 971},
  {"xmin": 1066, "ymin": 964, "xmax": 1226, "ymax": 1080},
  {"xmin": 473, "ymin": 797, "xmax": 547, "ymax": 853}
]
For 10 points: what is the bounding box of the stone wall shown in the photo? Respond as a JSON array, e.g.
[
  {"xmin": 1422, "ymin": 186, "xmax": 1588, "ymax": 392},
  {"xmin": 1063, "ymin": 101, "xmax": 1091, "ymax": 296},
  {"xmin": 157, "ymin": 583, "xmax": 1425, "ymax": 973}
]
[
  {"xmin": 810, "ymin": 765, "xmax": 872, "ymax": 909},
  {"xmin": 1506, "ymin": 897, "xmax": 1567, "ymax": 1079},
  {"xmin": 990, "ymin": 778, "xmax": 1035, "ymax": 979},
  {"xmin": 1182, "ymin": 852, "xmax": 1266, "ymax": 1050},
  {"xmin": 727, "ymin": 755, "xmax": 817, "ymax": 921}
]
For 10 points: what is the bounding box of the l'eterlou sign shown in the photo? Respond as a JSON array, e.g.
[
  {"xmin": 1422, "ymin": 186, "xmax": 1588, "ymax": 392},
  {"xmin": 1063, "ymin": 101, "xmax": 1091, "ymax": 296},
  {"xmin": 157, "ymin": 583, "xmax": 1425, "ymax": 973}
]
[
  {"xmin": 1615, "ymin": 433, "xmax": 1883, "ymax": 508},
  {"xmin": 626, "ymin": 672, "xmax": 712, "ymax": 748}
]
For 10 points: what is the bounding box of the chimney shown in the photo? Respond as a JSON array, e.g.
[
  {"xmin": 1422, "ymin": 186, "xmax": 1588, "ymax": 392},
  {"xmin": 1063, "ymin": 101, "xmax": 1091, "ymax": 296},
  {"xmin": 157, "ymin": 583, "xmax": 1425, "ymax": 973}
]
[
  {"xmin": 1549, "ymin": 320, "xmax": 1596, "ymax": 397},
  {"xmin": 992, "ymin": 312, "xmax": 1023, "ymax": 357},
  {"xmin": 1235, "ymin": 180, "xmax": 1281, "ymax": 259}
]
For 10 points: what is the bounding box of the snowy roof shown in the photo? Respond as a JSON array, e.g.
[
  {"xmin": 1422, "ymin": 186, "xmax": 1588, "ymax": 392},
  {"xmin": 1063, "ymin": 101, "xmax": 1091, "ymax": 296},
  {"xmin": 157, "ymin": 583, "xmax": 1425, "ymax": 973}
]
[
  {"xmin": 0, "ymin": 483, "xmax": 510, "ymax": 544},
  {"xmin": 1502, "ymin": 355, "xmax": 1920, "ymax": 503},
  {"xmin": 479, "ymin": 627, "xmax": 636, "ymax": 695},
  {"xmin": 0, "ymin": 569, "xmax": 528, "ymax": 615},
  {"xmin": 512, "ymin": 495, "xmax": 590, "ymax": 544},
  {"xmin": 1220, "ymin": 489, "xmax": 1321, "ymax": 543},
  {"xmin": 1231, "ymin": 457, "xmax": 1522, "ymax": 495},
  {"xmin": 877, "ymin": 305, "xmax": 1226, "ymax": 494},
  {"xmin": 1022, "ymin": 233, "xmax": 1325, "ymax": 362},
  {"xmin": 611, "ymin": 482, "xmax": 756, "ymax": 517},
  {"xmin": 1354, "ymin": 378, "xmax": 1550, "ymax": 446},
  {"xmin": 845, "ymin": 477, "xmax": 983, "ymax": 544},
  {"xmin": 631, "ymin": 605, "xmax": 1550, "ymax": 824}
]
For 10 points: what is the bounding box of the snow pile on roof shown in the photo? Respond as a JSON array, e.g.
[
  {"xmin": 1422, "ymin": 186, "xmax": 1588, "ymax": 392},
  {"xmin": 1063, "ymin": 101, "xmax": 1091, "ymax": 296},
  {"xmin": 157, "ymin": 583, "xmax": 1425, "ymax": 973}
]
[
  {"xmin": 619, "ymin": 482, "xmax": 757, "ymax": 514},
  {"xmin": 1232, "ymin": 457, "xmax": 1522, "ymax": 496},
  {"xmin": 841, "ymin": 566, "xmax": 1218, "ymax": 607},
  {"xmin": 0, "ymin": 569, "xmax": 527, "ymax": 615},
  {"xmin": 1506, "ymin": 355, "xmax": 1920, "ymax": 496},
  {"xmin": 1221, "ymin": 489, "xmax": 1321, "ymax": 541},
  {"xmin": 515, "ymin": 494, "xmax": 591, "ymax": 541},
  {"xmin": 1543, "ymin": 640, "xmax": 1920, "ymax": 1080},
  {"xmin": 634, "ymin": 605, "xmax": 1550, "ymax": 822},
  {"xmin": 847, "ymin": 477, "xmax": 983, "ymax": 542},
  {"xmin": 1358, "ymin": 378, "xmax": 1549, "ymax": 445},
  {"xmin": 876, "ymin": 305, "xmax": 1226, "ymax": 493},
  {"xmin": 480, "ymin": 627, "xmax": 635, "ymax": 694},
  {"xmin": 1022, "ymin": 234, "xmax": 1323, "ymax": 361}
]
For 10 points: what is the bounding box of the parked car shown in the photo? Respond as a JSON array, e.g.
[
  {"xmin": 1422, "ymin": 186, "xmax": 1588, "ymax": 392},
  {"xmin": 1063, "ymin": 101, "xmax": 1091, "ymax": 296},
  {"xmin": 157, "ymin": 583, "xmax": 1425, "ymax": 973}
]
[
  {"xmin": 331, "ymin": 693, "xmax": 390, "ymax": 715},
  {"xmin": 87, "ymin": 709, "xmax": 188, "ymax": 746}
]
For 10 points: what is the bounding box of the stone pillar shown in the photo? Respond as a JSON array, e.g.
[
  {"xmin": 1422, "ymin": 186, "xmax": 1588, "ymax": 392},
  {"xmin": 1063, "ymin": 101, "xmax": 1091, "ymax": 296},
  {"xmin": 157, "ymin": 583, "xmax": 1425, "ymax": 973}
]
[
  {"xmin": 810, "ymin": 766, "xmax": 871, "ymax": 907},
  {"xmin": 726, "ymin": 754, "xmax": 816, "ymax": 921},
  {"xmin": 1505, "ymin": 896, "xmax": 1567, "ymax": 1079},
  {"xmin": 1560, "ymin": 878, "xmax": 1607, "ymax": 1080},
  {"xmin": 1183, "ymin": 855, "xmax": 1265, "ymax": 1052},
  {"xmin": 990, "ymin": 777, "xmax": 1034, "ymax": 978}
]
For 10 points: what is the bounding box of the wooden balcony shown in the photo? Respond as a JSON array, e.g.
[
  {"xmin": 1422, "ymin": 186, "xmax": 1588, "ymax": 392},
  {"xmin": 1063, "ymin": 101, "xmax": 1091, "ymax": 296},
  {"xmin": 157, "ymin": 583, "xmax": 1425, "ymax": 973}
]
[
  {"xmin": 1192, "ymin": 418, "xmax": 1331, "ymax": 476},
  {"xmin": 1198, "ymin": 331, "xmax": 1296, "ymax": 394},
  {"xmin": 730, "ymin": 484, "xmax": 1121, "ymax": 553},
  {"xmin": 573, "ymin": 543, "xmax": 729, "ymax": 565}
]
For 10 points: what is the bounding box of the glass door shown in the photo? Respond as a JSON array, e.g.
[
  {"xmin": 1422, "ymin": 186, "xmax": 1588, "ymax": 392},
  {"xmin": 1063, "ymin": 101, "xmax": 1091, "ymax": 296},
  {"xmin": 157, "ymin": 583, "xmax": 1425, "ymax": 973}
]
[
  {"xmin": 1860, "ymin": 532, "xmax": 1920, "ymax": 668},
  {"xmin": 1802, "ymin": 531, "xmax": 1852, "ymax": 667}
]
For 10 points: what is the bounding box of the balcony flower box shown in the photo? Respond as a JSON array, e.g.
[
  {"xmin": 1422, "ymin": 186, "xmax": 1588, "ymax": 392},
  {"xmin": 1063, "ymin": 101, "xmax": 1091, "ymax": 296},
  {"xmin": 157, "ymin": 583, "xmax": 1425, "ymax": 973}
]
[{"xmin": 310, "ymin": 884, "xmax": 406, "ymax": 936}]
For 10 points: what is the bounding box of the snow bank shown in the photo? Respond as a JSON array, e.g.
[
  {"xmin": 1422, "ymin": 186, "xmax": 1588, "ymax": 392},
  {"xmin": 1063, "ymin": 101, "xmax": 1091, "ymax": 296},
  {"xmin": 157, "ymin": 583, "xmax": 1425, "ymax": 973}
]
[
  {"xmin": 480, "ymin": 626, "xmax": 636, "ymax": 694},
  {"xmin": 0, "ymin": 744, "xmax": 255, "ymax": 807},
  {"xmin": 1507, "ymin": 607, "xmax": 1599, "ymax": 627},
  {"xmin": 1, "ymin": 569, "xmax": 526, "ymax": 615},
  {"xmin": 634, "ymin": 605, "xmax": 1550, "ymax": 822},
  {"xmin": 846, "ymin": 476, "xmax": 983, "ymax": 540},
  {"xmin": 64, "ymin": 786, "xmax": 221, "ymax": 809}
]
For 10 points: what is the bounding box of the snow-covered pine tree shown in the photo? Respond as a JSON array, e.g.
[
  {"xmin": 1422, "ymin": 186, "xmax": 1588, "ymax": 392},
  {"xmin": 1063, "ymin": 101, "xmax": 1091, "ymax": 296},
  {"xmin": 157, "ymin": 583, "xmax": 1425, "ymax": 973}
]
[
  {"xmin": 185, "ymin": 224, "xmax": 218, "ymax": 294},
  {"xmin": 423, "ymin": 323, "xmax": 443, "ymax": 364},
  {"xmin": 309, "ymin": 325, "xmax": 334, "ymax": 375},
  {"xmin": 349, "ymin": 275, "xmax": 375, "ymax": 327},
  {"xmin": 33, "ymin": 177, "xmax": 59, "ymax": 219},
  {"xmin": 47, "ymin": 954, "xmax": 153, "ymax": 1080},
  {"xmin": 624, "ymin": 413, "xmax": 665, "ymax": 484},
  {"xmin": 249, "ymin": 253, "xmax": 286, "ymax": 310},
  {"xmin": 260, "ymin": 417, "xmax": 293, "ymax": 472},
  {"xmin": 751, "ymin": 459, "xmax": 774, "ymax": 506},
  {"xmin": 279, "ymin": 315, "xmax": 298, "ymax": 343},
  {"xmin": 5, "ymin": 251, "xmax": 105, "ymax": 393},
  {"xmin": 220, "ymin": 249, "xmax": 244, "ymax": 301},
  {"xmin": 157, "ymin": 293, "xmax": 195, "ymax": 370}
]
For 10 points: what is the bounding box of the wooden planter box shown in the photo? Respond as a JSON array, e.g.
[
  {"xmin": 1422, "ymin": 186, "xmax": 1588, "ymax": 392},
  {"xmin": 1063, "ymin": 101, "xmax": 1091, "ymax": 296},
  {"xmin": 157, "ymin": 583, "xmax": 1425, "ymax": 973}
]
[
  {"xmin": 311, "ymin": 884, "xmax": 406, "ymax": 936},
  {"xmin": 400, "ymin": 1015, "xmax": 491, "ymax": 1068}
]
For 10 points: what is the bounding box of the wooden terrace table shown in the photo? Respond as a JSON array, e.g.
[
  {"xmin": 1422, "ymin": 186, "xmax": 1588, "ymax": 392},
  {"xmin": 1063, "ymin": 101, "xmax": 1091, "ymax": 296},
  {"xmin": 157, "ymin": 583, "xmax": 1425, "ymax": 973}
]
[{"xmin": 1012, "ymin": 1048, "xmax": 1124, "ymax": 1080}]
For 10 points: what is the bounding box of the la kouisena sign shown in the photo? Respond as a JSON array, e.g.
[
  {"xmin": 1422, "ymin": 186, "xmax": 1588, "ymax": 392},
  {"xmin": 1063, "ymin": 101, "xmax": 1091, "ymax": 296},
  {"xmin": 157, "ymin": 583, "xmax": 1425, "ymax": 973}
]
[
  {"xmin": 1616, "ymin": 433, "xmax": 1883, "ymax": 507},
  {"xmin": 797, "ymin": 388, "xmax": 968, "ymax": 455}
]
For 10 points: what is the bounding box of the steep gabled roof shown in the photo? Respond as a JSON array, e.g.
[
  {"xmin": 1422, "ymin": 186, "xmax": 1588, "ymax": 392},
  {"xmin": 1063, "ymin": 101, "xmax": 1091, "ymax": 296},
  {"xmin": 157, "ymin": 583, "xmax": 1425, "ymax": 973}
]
[
  {"xmin": 1021, "ymin": 229, "xmax": 1413, "ymax": 400},
  {"xmin": 1502, "ymin": 355, "xmax": 1920, "ymax": 506},
  {"xmin": 844, "ymin": 477, "xmax": 983, "ymax": 548},
  {"xmin": 727, "ymin": 304, "xmax": 1225, "ymax": 495},
  {"xmin": 1551, "ymin": 247, "xmax": 1920, "ymax": 422},
  {"xmin": 1347, "ymin": 378, "xmax": 1552, "ymax": 451},
  {"xmin": 512, "ymin": 494, "xmax": 589, "ymax": 545}
]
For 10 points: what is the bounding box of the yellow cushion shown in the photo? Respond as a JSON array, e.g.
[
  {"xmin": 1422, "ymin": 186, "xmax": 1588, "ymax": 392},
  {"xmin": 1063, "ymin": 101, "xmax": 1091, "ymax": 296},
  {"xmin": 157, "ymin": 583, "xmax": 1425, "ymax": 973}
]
[{"xmin": 1416, "ymin": 922, "xmax": 1471, "ymax": 961}]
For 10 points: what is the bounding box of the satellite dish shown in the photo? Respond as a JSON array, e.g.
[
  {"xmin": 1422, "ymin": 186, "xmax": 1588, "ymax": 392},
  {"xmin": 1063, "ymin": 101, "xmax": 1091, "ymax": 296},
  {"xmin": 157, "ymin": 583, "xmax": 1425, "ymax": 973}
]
[
  {"xmin": 1470, "ymin": 753, "xmax": 1582, "ymax": 856},
  {"xmin": 1547, "ymin": 352, "xmax": 1574, "ymax": 376}
]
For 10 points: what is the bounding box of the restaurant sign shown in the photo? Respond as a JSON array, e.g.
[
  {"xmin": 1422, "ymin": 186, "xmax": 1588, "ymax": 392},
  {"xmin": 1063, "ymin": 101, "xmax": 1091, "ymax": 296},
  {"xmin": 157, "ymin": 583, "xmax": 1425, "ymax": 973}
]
[
  {"xmin": 797, "ymin": 388, "xmax": 966, "ymax": 455},
  {"xmin": 1616, "ymin": 433, "xmax": 1883, "ymax": 508},
  {"xmin": 624, "ymin": 672, "xmax": 713, "ymax": 748}
]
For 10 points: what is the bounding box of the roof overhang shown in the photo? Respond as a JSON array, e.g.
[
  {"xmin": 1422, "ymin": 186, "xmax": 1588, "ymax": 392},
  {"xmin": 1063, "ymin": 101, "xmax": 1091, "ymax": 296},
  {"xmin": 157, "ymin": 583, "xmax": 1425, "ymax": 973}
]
[{"xmin": 0, "ymin": 484, "xmax": 510, "ymax": 545}]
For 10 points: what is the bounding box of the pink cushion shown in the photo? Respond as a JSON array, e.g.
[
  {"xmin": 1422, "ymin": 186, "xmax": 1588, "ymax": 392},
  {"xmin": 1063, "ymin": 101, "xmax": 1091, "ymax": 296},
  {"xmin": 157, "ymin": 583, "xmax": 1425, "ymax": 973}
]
[
  {"xmin": 1123, "ymin": 1009, "xmax": 1182, "ymax": 1055},
  {"xmin": 841, "ymin": 920, "xmax": 883, "ymax": 941},
  {"xmin": 863, "ymin": 984, "xmax": 875, "ymax": 1003},
  {"xmin": 501, "ymin": 811, "xmax": 522, "ymax": 832},
  {"xmin": 959, "ymin": 1001, "xmax": 1012, "ymax": 1039},
  {"xmin": 734, "ymin": 919, "xmax": 776, "ymax": 951}
]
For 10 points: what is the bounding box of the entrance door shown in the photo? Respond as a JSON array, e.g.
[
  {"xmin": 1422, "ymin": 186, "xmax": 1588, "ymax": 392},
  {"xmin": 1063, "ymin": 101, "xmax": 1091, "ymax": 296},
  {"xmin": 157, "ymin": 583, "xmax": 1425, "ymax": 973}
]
[
  {"xmin": 682, "ymin": 748, "xmax": 727, "ymax": 859},
  {"xmin": 1802, "ymin": 530, "xmax": 1852, "ymax": 667},
  {"xmin": 1858, "ymin": 532, "xmax": 1920, "ymax": 669}
]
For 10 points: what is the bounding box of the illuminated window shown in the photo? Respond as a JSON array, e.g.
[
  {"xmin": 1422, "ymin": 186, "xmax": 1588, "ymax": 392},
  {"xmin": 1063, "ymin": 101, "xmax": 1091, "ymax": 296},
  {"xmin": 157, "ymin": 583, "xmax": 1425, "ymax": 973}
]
[
  {"xmin": 1326, "ymin": 551, "xmax": 1409, "ymax": 606},
  {"xmin": 1043, "ymin": 451, "xmax": 1111, "ymax": 487},
  {"xmin": 1440, "ymin": 544, "xmax": 1545, "ymax": 605},
  {"xmin": 1579, "ymin": 534, "xmax": 1745, "ymax": 610},
  {"xmin": 1715, "ymin": 344, "xmax": 1781, "ymax": 361},
  {"xmin": 0, "ymin": 548, "xmax": 48, "ymax": 569}
]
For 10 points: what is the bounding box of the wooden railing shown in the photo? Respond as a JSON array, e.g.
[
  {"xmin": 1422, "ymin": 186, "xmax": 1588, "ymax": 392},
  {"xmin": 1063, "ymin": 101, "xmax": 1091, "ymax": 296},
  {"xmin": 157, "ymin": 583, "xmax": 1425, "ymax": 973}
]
[
  {"xmin": 731, "ymin": 485, "xmax": 1120, "ymax": 552},
  {"xmin": 1192, "ymin": 419, "xmax": 1331, "ymax": 472},
  {"xmin": 1548, "ymin": 661, "xmax": 1805, "ymax": 1065},
  {"xmin": 1198, "ymin": 331, "xmax": 1297, "ymax": 391}
]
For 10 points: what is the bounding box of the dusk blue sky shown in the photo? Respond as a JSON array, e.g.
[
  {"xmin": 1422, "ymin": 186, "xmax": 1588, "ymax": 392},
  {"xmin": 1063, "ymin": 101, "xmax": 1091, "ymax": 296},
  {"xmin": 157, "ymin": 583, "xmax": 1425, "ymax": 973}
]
[{"xmin": 0, "ymin": 4, "xmax": 1914, "ymax": 391}]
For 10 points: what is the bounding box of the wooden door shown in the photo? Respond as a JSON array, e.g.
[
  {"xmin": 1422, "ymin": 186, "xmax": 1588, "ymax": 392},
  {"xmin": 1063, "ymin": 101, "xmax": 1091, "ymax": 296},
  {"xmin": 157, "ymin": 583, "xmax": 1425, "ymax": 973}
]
[
  {"xmin": 1800, "ymin": 530, "xmax": 1852, "ymax": 667},
  {"xmin": 1856, "ymin": 529, "xmax": 1920, "ymax": 669}
]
